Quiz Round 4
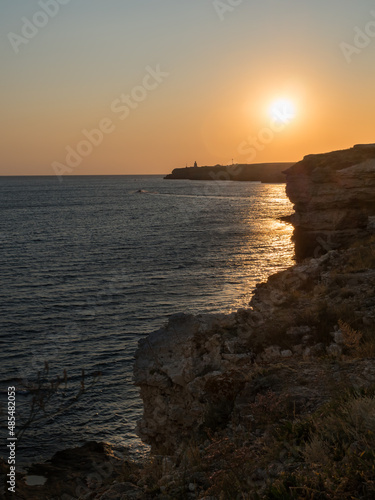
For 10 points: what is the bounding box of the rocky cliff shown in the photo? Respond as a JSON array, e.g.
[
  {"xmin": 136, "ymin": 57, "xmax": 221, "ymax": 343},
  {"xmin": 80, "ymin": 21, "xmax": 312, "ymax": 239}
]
[
  {"xmin": 133, "ymin": 144, "xmax": 375, "ymax": 498},
  {"xmin": 134, "ymin": 247, "xmax": 375, "ymax": 455},
  {"xmin": 284, "ymin": 144, "xmax": 375, "ymax": 261}
]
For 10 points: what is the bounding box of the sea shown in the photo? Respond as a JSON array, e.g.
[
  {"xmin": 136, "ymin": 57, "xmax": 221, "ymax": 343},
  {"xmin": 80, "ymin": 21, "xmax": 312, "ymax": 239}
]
[{"xmin": 0, "ymin": 175, "xmax": 294, "ymax": 469}]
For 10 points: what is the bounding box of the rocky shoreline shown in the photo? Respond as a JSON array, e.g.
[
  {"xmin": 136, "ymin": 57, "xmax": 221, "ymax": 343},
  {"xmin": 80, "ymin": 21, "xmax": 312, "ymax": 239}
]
[
  {"xmin": 135, "ymin": 145, "xmax": 375, "ymax": 457},
  {"xmin": 133, "ymin": 145, "xmax": 375, "ymax": 498},
  {"xmin": 134, "ymin": 247, "xmax": 375, "ymax": 457},
  {"xmin": 5, "ymin": 145, "xmax": 375, "ymax": 499}
]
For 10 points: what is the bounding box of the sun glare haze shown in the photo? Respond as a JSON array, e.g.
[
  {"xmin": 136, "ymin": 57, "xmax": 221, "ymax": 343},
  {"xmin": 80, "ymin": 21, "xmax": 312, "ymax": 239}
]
[{"xmin": 269, "ymin": 99, "xmax": 297, "ymax": 124}]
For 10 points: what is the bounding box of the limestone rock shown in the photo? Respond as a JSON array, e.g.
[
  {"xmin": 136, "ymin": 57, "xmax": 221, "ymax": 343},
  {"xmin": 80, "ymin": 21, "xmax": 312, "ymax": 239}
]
[
  {"xmin": 326, "ymin": 343, "xmax": 342, "ymax": 357},
  {"xmin": 284, "ymin": 145, "xmax": 375, "ymax": 260},
  {"xmin": 134, "ymin": 311, "xmax": 252, "ymax": 453},
  {"xmin": 134, "ymin": 243, "xmax": 375, "ymax": 453},
  {"xmin": 281, "ymin": 349, "xmax": 293, "ymax": 358}
]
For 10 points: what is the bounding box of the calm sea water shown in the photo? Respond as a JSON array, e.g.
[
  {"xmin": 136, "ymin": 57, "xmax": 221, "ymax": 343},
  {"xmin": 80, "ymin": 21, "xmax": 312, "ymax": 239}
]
[{"xmin": 0, "ymin": 175, "xmax": 293, "ymax": 468}]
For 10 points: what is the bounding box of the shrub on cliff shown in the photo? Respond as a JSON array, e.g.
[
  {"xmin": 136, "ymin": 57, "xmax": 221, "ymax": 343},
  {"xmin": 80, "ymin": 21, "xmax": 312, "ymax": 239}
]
[{"xmin": 267, "ymin": 391, "xmax": 375, "ymax": 499}]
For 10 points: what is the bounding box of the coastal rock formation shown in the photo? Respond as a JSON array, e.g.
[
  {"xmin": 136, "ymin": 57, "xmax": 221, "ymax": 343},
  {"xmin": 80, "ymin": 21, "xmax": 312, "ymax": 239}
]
[
  {"xmin": 134, "ymin": 144, "xmax": 375, "ymax": 458},
  {"xmin": 134, "ymin": 245, "xmax": 375, "ymax": 454},
  {"xmin": 164, "ymin": 162, "xmax": 294, "ymax": 183},
  {"xmin": 284, "ymin": 144, "xmax": 375, "ymax": 261}
]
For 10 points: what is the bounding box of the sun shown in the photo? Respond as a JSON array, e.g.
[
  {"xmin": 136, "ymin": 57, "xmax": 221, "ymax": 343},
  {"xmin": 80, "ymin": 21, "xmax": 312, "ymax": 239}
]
[{"xmin": 269, "ymin": 98, "xmax": 297, "ymax": 125}]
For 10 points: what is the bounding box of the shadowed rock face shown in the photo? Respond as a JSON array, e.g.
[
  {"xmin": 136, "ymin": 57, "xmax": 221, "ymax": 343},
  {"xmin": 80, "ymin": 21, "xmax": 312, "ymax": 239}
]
[{"xmin": 284, "ymin": 144, "xmax": 375, "ymax": 261}]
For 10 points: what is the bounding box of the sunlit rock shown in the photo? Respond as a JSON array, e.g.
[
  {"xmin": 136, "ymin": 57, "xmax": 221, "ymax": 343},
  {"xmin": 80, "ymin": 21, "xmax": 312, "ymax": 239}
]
[{"xmin": 284, "ymin": 144, "xmax": 375, "ymax": 260}]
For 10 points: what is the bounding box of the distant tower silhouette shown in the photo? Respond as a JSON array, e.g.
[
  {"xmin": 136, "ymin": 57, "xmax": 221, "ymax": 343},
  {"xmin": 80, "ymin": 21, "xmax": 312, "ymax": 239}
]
[{"xmin": 194, "ymin": 161, "xmax": 198, "ymax": 167}]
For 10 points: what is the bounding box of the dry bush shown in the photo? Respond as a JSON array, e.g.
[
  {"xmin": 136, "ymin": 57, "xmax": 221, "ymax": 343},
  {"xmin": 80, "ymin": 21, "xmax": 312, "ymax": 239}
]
[
  {"xmin": 303, "ymin": 434, "xmax": 330, "ymax": 466},
  {"xmin": 138, "ymin": 455, "xmax": 165, "ymax": 492},
  {"xmin": 203, "ymin": 437, "xmax": 255, "ymax": 499},
  {"xmin": 343, "ymin": 238, "xmax": 375, "ymax": 272},
  {"xmin": 266, "ymin": 394, "xmax": 375, "ymax": 499},
  {"xmin": 247, "ymin": 390, "xmax": 286, "ymax": 427},
  {"xmin": 355, "ymin": 335, "xmax": 375, "ymax": 358},
  {"xmin": 338, "ymin": 319, "xmax": 363, "ymax": 350}
]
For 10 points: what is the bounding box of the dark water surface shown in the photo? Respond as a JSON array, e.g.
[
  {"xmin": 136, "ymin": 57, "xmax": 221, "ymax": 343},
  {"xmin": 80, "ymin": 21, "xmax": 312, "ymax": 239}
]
[{"xmin": 0, "ymin": 175, "xmax": 293, "ymax": 467}]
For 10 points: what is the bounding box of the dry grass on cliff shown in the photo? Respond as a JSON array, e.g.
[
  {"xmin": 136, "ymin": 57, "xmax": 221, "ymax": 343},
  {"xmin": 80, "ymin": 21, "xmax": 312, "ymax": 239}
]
[
  {"xmin": 339, "ymin": 320, "xmax": 363, "ymax": 350},
  {"xmin": 354, "ymin": 335, "xmax": 375, "ymax": 359},
  {"xmin": 343, "ymin": 236, "xmax": 375, "ymax": 272},
  {"xmin": 203, "ymin": 392, "xmax": 375, "ymax": 499},
  {"xmin": 137, "ymin": 383, "xmax": 375, "ymax": 499},
  {"xmin": 266, "ymin": 391, "xmax": 375, "ymax": 500},
  {"xmin": 336, "ymin": 320, "xmax": 375, "ymax": 359}
]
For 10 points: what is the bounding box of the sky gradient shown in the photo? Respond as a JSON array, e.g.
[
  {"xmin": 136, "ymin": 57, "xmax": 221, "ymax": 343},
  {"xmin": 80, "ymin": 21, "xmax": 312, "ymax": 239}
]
[{"xmin": 1, "ymin": 0, "xmax": 375, "ymax": 175}]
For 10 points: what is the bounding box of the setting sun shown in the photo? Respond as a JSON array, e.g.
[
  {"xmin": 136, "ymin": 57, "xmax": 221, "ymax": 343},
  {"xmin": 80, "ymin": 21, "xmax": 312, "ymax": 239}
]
[{"xmin": 269, "ymin": 98, "xmax": 297, "ymax": 125}]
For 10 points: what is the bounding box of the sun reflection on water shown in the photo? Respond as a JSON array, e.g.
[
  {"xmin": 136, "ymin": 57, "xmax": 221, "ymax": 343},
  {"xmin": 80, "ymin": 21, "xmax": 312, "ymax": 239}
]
[{"xmin": 221, "ymin": 184, "xmax": 294, "ymax": 312}]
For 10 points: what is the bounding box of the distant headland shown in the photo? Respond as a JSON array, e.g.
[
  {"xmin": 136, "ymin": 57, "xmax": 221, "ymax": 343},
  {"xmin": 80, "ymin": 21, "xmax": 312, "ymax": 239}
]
[{"xmin": 164, "ymin": 162, "xmax": 295, "ymax": 183}]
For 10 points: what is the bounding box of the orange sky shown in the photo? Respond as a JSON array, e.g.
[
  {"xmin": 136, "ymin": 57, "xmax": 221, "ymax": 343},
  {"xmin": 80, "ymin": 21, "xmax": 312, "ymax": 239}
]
[{"xmin": 1, "ymin": 1, "xmax": 375, "ymax": 175}]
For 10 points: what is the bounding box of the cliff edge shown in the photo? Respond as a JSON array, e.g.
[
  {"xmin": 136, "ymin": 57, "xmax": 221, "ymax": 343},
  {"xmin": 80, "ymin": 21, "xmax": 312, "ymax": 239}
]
[
  {"xmin": 284, "ymin": 144, "xmax": 375, "ymax": 261},
  {"xmin": 134, "ymin": 145, "xmax": 375, "ymax": 499}
]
